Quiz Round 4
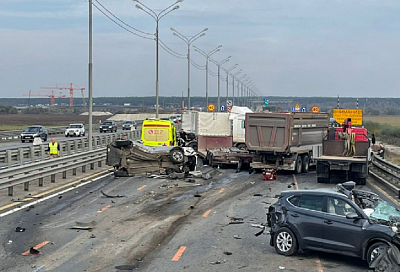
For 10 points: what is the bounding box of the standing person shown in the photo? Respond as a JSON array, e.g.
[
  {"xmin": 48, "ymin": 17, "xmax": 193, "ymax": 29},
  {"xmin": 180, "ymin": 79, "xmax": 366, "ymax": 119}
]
[
  {"xmin": 371, "ymin": 133, "xmax": 376, "ymax": 147},
  {"xmin": 47, "ymin": 138, "xmax": 60, "ymax": 158},
  {"xmin": 377, "ymin": 142, "xmax": 385, "ymax": 159},
  {"xmin": 179, "ymin": 129, "xmax": 188, "ymax": 141}
]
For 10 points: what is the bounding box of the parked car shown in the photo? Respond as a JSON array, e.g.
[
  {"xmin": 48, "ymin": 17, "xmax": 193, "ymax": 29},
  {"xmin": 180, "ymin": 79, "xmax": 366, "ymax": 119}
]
[
  {"xmin": 267, "ymin": 182, "xmax": 400, "ymax": 267},
  {"xmin": 122, "ymin": 121, "xmax": 137, "ymax": 130},
  {"xmin": 21, "ymin": 126, "xmax": 48, "ymax": 143},
  {"xmin": 65, "ymin": 123, "xmax": 85, "ymax": 137},
  {"xmin": 100, "ymin": 121, "xmax": 117, "ymax": 133}
]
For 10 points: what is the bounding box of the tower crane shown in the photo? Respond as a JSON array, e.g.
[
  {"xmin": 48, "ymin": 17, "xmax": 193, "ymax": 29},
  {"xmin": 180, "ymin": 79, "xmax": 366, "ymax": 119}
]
[
  {"xmin": 40, "ymin": 83, "xmax": 86, "ymax": 108},
  {"xmin": 23, "ymin": 90, "xmax": 66, "ymax": 106}
]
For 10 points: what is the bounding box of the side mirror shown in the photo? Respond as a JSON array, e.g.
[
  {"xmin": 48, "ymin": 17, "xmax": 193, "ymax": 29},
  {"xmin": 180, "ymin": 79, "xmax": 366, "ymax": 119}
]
[{"xmin": 346, "ymin": 213, "xmax": 359, "ymax": 220}]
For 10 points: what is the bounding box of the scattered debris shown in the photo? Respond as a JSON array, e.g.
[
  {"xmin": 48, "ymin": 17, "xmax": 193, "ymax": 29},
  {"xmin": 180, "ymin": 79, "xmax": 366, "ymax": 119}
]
[
  {"xmin": 135, "ymin": 258, "xmax": 143, "ymax": 262},
  {"xmin": 26, "ymin": 205, "xmax": 35, "ymax": 211},
  {"xmin": 69, "ymin": 220, "xmax": 97, "ymax": 230},
  {"xmin": 250, "ymin": 182, "xmax": 255, "ymax": 185},
  {"xmin": 251, "ymin": 224, "xmax": 265, "ymax": 229},
  {"xmin": 229, "ymin": 217, "xmax": 244, "ymax": 224},
  {"xmin": 287, "ymin": 185, "xmax": 292, "ymax": 188},
  {"xmin": 262, "ymin": 201, "xmax": 271, "ymax": 205},
  {"xmin": 255, "ymin": 227, "xmax": 266, "ymax": 237},
  {"xmin": 223, "ymin": 251, "xmax": 232, "ymax": 255},
  {"xmin": 169, "ymin": 172, "xmax": 185, "ymax": 179},
  {"xmin": 115, "ymin": 265, "xmax": 137, "ymax": 270},
  {"xmin": 31, "ymin": 264, "xmax": 46, "ymax": 272},
  {"xmin": 189, "ymin": 205, "xmax": 195, "ymax": 209},
  {"xmin": 189, "ymin": 171, "xmax": 203, "ymax": 178},
  {"xmin": 30, "ymin": 247, "xmax": 40, "ymax": 255},
  {"xmin": 15, "ymin": 227, "xmax": 26, "ymax": 232},
  {"xmin": 194, "ymin": 194, "xmax": 202, "ymax": 198},
  {"xmin": 233, "ymin": 235, "xmax": 242, "ymax": 239},
  {"xmin": 101, "ymin": 190, "xmax": 125, "ymax": 198},
  {"xmin": 253, "ymin": 194, "xmax": 263, "ymax": 197},
  {"xmin": 186, "ymin": 179, "xmax": 196, "ymax": 183},
  {"xmin": 7, "ymin": 240, "xmax": 12, "ymax": 244},
  {"xmin": 89, "ymin": 234, "xmax": 96, "ymax": 239},
  {"xmin": 210, "ymin": 260, "xmax": 227, "ymax": 265},
  {"xmin": 279, "ymin": 266, "xmax": 285, "ymax": 270},
  {"xmin": 58, "ymin": 195, "xmax": 63, "ymax": 199}
]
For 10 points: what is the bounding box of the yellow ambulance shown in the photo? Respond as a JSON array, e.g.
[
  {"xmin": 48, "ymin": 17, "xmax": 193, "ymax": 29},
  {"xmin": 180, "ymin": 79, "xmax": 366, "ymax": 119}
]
[{"xmin": 141, "ymin": 119, "xmax": 177, "ymax": 147}]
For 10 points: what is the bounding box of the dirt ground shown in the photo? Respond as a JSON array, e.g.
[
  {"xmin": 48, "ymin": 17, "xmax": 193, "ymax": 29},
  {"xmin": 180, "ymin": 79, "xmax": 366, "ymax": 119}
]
[{"xmin": 0, "ymin": 114, "xmax": 107, "ymax": 130}]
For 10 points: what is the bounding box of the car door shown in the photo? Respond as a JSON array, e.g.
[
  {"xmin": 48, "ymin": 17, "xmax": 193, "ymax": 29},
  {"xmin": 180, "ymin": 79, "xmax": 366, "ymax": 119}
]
[
  {"xmin": 286, "ymin": 194, "xmax": 326, "ymax": 249},
  {"xmin": 322, "ymin": 196, "xmax": 366, "ymax": 255}
]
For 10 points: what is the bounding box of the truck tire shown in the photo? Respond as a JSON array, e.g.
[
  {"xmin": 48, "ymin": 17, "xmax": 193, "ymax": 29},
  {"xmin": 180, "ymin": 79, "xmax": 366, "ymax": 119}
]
[
  {"xmin": 237, "ymin": 143, "xmax": 247, "ymax": 150},
  {"xmin": 301, "ymin": 155, "xmax": 309, "ymax": 173},
  {"xmin": 114, "ymin": 139, "xmax": 131, "ymax": 147},
  {"xmin": 295, "ymin": 156, "xmax": 302, "ymax": 174},
  {"xmin": 169, "ymin": 147, "xmax": 184, "ymax": 164}
]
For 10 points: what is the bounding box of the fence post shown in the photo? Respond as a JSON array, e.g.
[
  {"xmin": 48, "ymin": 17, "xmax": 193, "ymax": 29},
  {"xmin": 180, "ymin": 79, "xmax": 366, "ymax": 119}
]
[
  {"xmin": 24, "ymin": 182, "xmax": 29, "ymax": 191},
  {"xmin": 8, "ymin": 186, "xmax": 13, "ymax": 196},
  {"xmin": 74, "ymin": 139, "xmax": 79, "ymax": 154},
  {"xmin": 59, "ymin": 142, "xmax": 63, "ymax": 158},
  {"xmin": 73, "ymin": 168, "xmax": 77, "ymax": 176},
  {"xmin": 39, "ymin": 177, "xmax": 43, "ymax": 186},
  {"xmin": 51, "ymin": 174, "xmax": 55, "ymax": 183},
  {"xmin": 41, "ymin": 144, "xmax": 46, "ymax": 161},
  {"xmin": 30, "ymin": 146, "xmax": 35, "ymax": 163},
  {"xmin": 67, "ymin": 141, "xmax": 71, "ymax": 155},
  {"xmin": 19, "ymin": 148, "xmax": 24, "ymax": 165},
  {"xmin": 6, "ymin": 150, "xmax": 12, "ymax": 168}
]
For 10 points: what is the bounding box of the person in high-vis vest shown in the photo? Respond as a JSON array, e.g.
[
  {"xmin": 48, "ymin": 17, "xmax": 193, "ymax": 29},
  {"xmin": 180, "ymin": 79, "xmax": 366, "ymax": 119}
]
[{"xmin": 47, "ymin": 138, "xmax": 60, "ymax": 158}]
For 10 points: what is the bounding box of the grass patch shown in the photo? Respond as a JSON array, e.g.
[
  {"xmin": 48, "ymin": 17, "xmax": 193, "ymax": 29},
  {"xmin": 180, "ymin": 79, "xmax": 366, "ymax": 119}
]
[{"xmin": 364, "ymin": 116, "xmax": 400, "ymax": 128}]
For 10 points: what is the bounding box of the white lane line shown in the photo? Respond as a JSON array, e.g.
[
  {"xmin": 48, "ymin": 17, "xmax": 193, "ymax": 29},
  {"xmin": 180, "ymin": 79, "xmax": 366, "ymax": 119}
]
[{"xmin": 0, "ymin": 172, "xmax": 113, "ymax": 218}]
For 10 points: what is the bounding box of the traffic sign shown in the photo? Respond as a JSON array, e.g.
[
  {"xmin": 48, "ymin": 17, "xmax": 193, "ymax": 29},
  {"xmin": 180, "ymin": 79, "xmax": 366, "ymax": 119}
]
[
  {"xmin": 227, "ymin": 106, "xmax": 231, "ymax": 113},
  {"xmin": 226, "ymin": 100, "xmax": 233, "ymax": 107},
  {"xmin": 311, "ymin": 106, "xmax": 320, "ymax": 113},
  {"xmin": 208, "ymin": 103, "xmax": 215, "ymax": 112},
  {"xmin": 295, "ymin": 103, "xmax": 300, "ymax": 108},
  {"xmin": 220, "ymin": 105, "xmax": 226, "ymax": 112},
  {"xmin": 332, "ymin": 109, "xmax": 363, "ymax": 125},
  {"xmin": 291, "ymin": 107, "xmax": 296, "ymax": 112},
  {"xmin": 301, "ymin": 107, "xmax": 307, "ymax": 112}
]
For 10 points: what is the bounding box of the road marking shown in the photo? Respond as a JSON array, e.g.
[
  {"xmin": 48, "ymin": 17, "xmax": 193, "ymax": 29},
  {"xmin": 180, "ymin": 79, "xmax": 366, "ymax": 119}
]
[
  {"xmin": 219, "ymin": 188, "xmax": 224, "ymax": 193},
  {"xmin": 203, "ymin": 210, "xmax": 211, "ymax": 217},
  {"xmin": 22, "ymin": 241, "xmax": 50, "ymax": 255},
  {"xmin": 22, "ymin": 198, "xmax": 34, "ymax": 202},
  {"xmin": 292, "ymin": 174, "xmax": 299, "ymax": 190},
  {"xmin": 316, "ymin": 258, "xmax": 324, "ymax": 272},
  {"xmin": 172, "ymin": 246, "xmax": 187, "ymax": 261},
  {"xmin": 0, "ymin": 172, "xmax": 113, "ymax": 218},
  {"xmin": 137, "ymin": 185, "xmax": 147, "ymax": 191},
  {"xmin": 0, "ymin": 202, "xmax": 22, "ymax": 212},
  {"xmin": 368, "ymin": 179, "xmax": 400, "ymax": 206},
  {"xmin": 32, "ymin": 169, "xmax": 111, "ymax": 198},
  {"xmin": 97, "ymin": 204, "xmax": 111, "ymax": 213}
]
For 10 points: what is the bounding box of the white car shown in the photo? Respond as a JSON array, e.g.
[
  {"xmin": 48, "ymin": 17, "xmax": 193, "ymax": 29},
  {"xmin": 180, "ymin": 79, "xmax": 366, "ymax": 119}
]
[{"xmin": 65, "ymin": 123, "xmax": 85, "ymax": 137}]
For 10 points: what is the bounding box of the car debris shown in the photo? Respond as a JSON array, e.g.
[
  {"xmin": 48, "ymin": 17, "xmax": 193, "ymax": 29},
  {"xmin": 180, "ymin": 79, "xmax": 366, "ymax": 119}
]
[
  {"xmin": 206, "ymin": 147, "xmax": 253, "ymax": 172},
  {"xmin": 253, "ymin": 194, "xmax": 263, "ymax": 197},
  {"xmin": 89, "ymin": 234, "xmax": 96, "ymax": 239},
  {"xmin": 229, "ymin": 217, "xmax": 244, "ymax": 224},
  {"xmin": 69, "ymin": 220, "xmax": 97, "ymax": 230},
  {"xmin": 223, "ymin": 251, "xmax": 233, "ymax": 255},
  {"xmin": 115, "ymin": 265, "xmax": 137, "ymax": 270},
  {"xmin": 26, "ymin": 205, "xmax": 35, "ymax": 211},
  {"xmin": 262, "ymin": 169, "xmax": 277, "ymax": 181},
  {"xmin": 210, "ymin": 260, "xmax": 227, "ymax": 265},
  {"xmin": 15, "ymin": 227, "xmax": 26, "ymax": 232},
  {"xmin": 370, "ymin": 243, "xmax": 400, "ymax": 272},
  {"xmin": 29, "ymin": 247, "xmax": 40, "ymax": 255},
  {"xmin": 101, "ymin": 190, "xmax": 125, "ymax": 198},
  {"xmin": 233, "ymin": 235, "xmax": 242, "ymax": 239},
  {"xmin": 7, "ymin": 240, "xmax": 12, "ymax": 244}
]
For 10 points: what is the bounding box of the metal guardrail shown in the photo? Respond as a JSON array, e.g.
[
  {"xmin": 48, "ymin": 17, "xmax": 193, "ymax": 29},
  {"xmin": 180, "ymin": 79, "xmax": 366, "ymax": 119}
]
[
  {"xmin": 0, "ymin": 131, "xmax": 141, "ymax": 169},
  {"xmin": 0, "ymin": 130, "xmax": 141, "ymax": 196},
  {"xmin": 370, "ymin": 153, "xmax": 400, "ymax": 198}
]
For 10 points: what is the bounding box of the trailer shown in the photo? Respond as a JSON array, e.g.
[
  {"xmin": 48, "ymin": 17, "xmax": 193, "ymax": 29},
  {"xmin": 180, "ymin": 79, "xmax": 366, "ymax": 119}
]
[
  {"xmin": 246, "ymin": 112, "xmax": 330, "ymax": 173},
  {"xmin": 315, "ymin": 118, "xmax": 370, "ymax": 185}
]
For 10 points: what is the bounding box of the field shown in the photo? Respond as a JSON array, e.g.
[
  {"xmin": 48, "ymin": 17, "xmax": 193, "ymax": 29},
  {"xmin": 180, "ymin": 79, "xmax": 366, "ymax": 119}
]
[
  {"xmin": 0, "ymin": 114, "xmax": 106, "ymax": 131},
  {"xmin": 364, "ymin": 116, "xmax": 400, "ymax": 127}
]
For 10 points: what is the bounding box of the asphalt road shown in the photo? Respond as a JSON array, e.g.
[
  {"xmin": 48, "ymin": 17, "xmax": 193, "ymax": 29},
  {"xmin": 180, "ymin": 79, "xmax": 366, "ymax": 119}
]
[{"xmin": 0, "ymin": 167, "xmax": 393, "ymax": 272}]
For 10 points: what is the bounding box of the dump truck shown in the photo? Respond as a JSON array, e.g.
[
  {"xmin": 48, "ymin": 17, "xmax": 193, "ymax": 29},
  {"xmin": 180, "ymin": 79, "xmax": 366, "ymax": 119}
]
[
  {"xmin": 246, "ymin": 112, "xmax": 330, "ymax": 173},
  {"xmin": 315, "ymin": 118, "xmax": 370, "ymax": 185}
]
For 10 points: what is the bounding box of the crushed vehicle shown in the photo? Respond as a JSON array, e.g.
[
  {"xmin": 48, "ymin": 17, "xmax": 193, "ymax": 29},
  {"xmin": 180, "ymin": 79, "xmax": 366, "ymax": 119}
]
[
  {"xmin": 65, "ymin": 123, "xmax": 85, "ymax": 137},
  {"xmin": 106, "ymin": 139, "xmax": 197, "ymax": 177},
  {"xmin": 206, "ymin": 147, "xmax": 253, "ymax": 171},
  {"xmin": 267, "ymin": 181, "xmax": 400, "ymax": 269}
]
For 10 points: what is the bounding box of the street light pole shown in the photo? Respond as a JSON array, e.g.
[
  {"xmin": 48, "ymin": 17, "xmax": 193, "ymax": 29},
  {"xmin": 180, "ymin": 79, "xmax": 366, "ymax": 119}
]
[
  {"xmin": 210, "ymin": 56, "xmax": 231, "ymax": 111},
  {"xmin": 193, "ymin": 45, "xmax": 221, "ymax": 109},
  {"xmin": 231, "ymin": 70, "xmax": 242, "ymax": 106},
  {"xmin": 237, "ymin": 74, "xmax": 247, "ymax": 106},
  {"xmin": 134, "ymin": 0, "xmax": 183, "ymax": 118},
  {"xmin": 221, "ymin": 64, "xmax": 237, "ymax": 105},
  {"xmin": 170, "ymin": 28, "xmax": 208, "ymax": 110},
  {"xmin": 88, "ymin": 0, "xmax": 93, "ymax": 150}
]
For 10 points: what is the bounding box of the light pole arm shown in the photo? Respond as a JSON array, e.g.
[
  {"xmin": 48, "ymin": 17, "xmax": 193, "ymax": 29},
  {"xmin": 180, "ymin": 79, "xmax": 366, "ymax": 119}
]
[{"xmin": 159, "ymin": 6, "xmax": 179, "ymax": 20}]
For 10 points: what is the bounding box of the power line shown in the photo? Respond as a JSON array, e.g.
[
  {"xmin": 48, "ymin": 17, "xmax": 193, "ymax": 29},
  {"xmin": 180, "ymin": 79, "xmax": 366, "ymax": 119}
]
[
  {"xmin": 159, "ymin": 42, "xmax": 186, "ymax": 59},
  {"xmin": 159, "ymin": 39, "xmax": 187, "ymax": 57},
  {"xmin": 92, "ymin": 2, "xmax": 154, "ymax": 40},
  {"xmin": 94, "ymin": 0, "xmax": 153, "ymax": 36}
]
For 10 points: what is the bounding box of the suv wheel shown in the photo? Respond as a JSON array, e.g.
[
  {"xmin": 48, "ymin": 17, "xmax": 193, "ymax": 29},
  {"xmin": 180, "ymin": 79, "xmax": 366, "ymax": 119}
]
[
  {"xmin": 170, "ymin": 147, "xmax": 184, "ymax": 164},
  {"xmin": 367, "ymin": 242, "xmax": 388, "ymax": 266},
  {"xmin": 274, "ymin": 227, "xmax": 298, "ymax": 256}
]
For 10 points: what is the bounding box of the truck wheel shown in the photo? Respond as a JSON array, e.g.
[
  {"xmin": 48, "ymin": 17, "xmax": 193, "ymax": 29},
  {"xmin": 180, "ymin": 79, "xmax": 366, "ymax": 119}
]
[
  {"xmin": 170, "ymin": 147, "xmax": 184, "ymax": 164},
  {"xmin": 301, "ymin": 155, "xmax": 309, "ymax": 173},
  {"xmin": 295, "ymin": 156, "xmax": 302, "ymax": 174}
]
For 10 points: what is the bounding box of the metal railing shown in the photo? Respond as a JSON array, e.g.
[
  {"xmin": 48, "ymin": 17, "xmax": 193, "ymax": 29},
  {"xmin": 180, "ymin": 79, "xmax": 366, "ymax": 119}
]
[
  {"xmin": 0, "ymin": 130, "xmax": 141, "ymax": 196},
  {"xmin": 370, "ymin": 153, "xmax": 400, "ymax": 198},
  {"xmin": 0, "ymin": 131, "xmax": 141, "ymax": 169}
]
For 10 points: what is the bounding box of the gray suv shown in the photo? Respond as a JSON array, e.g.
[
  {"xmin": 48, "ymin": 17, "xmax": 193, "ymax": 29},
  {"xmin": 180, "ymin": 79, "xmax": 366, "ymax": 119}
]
[
  {"xmin": 21, "ymin": 126, "xmax": 48, "ymax": 143},
  {"xmin": 267, "ymin": 182, "xmax": 400, "ymax": 267},
  {"xmin": 100, "ymin": 121, "xmax": 117, "ymax": 133}
]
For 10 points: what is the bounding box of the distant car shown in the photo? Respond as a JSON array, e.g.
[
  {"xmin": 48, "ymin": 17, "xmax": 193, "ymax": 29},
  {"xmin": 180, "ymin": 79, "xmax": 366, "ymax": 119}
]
[
  {"xmin": 65, "ymin": 123, "xmax": 85, "ymax": 137},
  {"xmin": 100, "ymin": 121, "xmax": 117, "ymax": 133},
  {"xmin": 21, "ymin": 126, "xmax": 48, "ymax": 143},
  {"xmin": 122, "ymin": 121, "xmax": 137, "ymax": 130},
  {"xmin": 267, "ymin": 181, "xmax": 400, "ymax": 267}
]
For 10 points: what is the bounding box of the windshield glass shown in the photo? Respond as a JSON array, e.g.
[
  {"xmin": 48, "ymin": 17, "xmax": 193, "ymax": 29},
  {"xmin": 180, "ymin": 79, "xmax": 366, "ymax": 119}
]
[
  {"xmin": 370, "ymin": 200, "xmax": 400, "ymax": 222},
  {"xmin": 69, "ymin": 125, "xmax": 82, "ymax": 128},
  {"xmin": 103, "ymin": 122, "xmax": 112, "ymax": 125},
  {"xmin": 124, "ymin": 121, "xmax": 132, "ymax": 124},
  {"xmin": 25, "ymin": 127, "xmax": 40, "ymax": 132}
]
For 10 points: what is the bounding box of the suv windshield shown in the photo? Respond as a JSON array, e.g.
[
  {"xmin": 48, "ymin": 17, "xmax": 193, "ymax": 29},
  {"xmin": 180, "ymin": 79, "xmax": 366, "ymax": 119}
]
[
  {"xmin": 69, "ymin": 125, "xmax": 82, "ymax": 128},
  {"xmin": 124, "ymin": 121, "xmax": 132, "ymax": 124},
  {"xmin": 25, "ymin": 127, "xmax": 40, "ymax": 132},
  {"xmin": 103, "ymin": 122, "xmax": 112, "ymax": 125}
]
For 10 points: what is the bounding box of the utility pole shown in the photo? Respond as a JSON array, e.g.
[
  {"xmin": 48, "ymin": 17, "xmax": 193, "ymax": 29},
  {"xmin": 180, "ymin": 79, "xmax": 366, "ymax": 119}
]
[{"xmin": 88, "ymin": 0, "xmax": 93, "ymax": 150}]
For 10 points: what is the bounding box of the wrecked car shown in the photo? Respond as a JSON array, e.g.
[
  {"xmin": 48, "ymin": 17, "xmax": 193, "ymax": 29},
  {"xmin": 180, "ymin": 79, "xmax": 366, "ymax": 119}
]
[
  {"xmin": 267, "ymin": 181, "xmax": 400, "ymax": 268},
  {"xmin": 106, "ymin": 139, "xmax": 197, "ymax": 177}
]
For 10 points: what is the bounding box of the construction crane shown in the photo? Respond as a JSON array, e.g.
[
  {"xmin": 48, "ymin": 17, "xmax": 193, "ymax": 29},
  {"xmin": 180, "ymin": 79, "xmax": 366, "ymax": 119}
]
[
  {"xmin": 40, "ymin": 83, "xmax": 86, "ymax": 108},
  {"xmin": 23, "ymin": 90, "xmax": 66, "ymax": 106}
]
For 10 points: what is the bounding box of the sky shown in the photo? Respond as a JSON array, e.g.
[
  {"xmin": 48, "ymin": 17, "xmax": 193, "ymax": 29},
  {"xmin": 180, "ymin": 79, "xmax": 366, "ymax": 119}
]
[{"xmin": 1, "ymin": 0, "xmax": 400, "ymax": 98}]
